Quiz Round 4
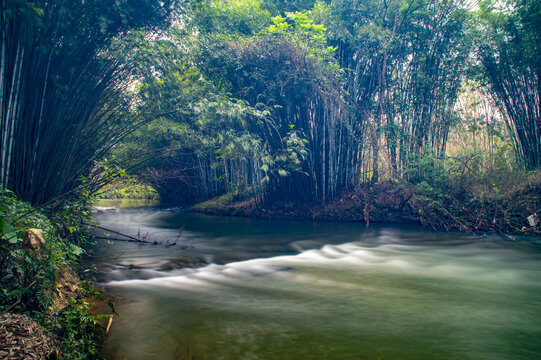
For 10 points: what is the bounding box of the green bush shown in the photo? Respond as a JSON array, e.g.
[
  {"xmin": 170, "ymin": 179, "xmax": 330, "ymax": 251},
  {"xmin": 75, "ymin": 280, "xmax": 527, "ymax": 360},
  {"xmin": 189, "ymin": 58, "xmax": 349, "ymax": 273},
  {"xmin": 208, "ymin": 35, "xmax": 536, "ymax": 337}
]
[
  {"xmin": 1, "ymin": 190, "xmax": 57, "ymax": 314},
  {"xmin": 0, "ymin": 190, "xmax": 106, "ymax": 359},
  {"xmin": 43, "ymin": 283, "xmax": 107, "ymax": 359},
  {"xmin": 97, "ymin": 176, "xmax": 159, "ymax": 200}
]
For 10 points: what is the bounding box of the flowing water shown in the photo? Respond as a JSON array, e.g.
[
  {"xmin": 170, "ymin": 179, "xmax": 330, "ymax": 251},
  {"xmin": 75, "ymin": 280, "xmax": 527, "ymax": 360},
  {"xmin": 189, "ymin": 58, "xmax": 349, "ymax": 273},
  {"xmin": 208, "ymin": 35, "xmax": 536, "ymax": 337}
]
[{"xmin": 91, "ymin": 206, "xmax": 541, "ymax": 360}]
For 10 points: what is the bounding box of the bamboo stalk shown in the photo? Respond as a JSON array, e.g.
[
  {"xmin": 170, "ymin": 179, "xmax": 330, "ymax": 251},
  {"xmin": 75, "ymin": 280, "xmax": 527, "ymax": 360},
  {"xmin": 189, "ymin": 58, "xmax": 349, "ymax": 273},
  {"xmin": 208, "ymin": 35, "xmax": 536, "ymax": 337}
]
[
  {"xmin": 0, "ymin": 16, "xmax": 5, "ymax": 181},
  {"xmin": 5, "ymin": 46, "xmax": 24, "ymax": 188}
]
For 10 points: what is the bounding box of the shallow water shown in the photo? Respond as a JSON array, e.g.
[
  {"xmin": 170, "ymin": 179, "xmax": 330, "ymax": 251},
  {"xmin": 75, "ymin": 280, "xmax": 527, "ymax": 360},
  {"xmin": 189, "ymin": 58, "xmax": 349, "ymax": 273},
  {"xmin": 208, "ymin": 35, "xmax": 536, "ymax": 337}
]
[{"xmin": 91, "ymin": 207, "xmax": 541, "ymax": 360}]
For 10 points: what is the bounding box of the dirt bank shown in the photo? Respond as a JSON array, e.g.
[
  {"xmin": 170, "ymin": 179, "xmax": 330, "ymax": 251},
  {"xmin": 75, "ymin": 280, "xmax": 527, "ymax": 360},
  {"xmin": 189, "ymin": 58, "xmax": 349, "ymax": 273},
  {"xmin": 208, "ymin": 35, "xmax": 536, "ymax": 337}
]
[{"xmin": 192, "ymin": 180, "xmax": 541, "ymax": 234}]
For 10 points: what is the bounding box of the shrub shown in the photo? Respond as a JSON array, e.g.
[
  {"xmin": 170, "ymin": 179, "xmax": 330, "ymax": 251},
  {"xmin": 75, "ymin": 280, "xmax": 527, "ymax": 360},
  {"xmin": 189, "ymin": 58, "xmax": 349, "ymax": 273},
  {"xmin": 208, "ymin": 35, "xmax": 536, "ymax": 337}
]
[{"xmin": 0, "ymin": 190, "xmax": 106, "ymax": 359}]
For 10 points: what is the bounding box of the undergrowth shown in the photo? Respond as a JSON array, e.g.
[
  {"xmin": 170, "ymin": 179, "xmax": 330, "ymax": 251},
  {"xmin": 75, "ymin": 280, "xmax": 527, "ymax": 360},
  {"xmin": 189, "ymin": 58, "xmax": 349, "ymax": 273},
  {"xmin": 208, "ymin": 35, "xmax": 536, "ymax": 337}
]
[
  {"xmin": 406, "ymin": 157, "xmax": 541, "ymax": 233},
  {"xmin": 0, "ymin": 189, "xmax": 106, "ymax": 359},
  {"xmin": 194, "ymin": 166, "xmax": 541, "ymax": 234}
]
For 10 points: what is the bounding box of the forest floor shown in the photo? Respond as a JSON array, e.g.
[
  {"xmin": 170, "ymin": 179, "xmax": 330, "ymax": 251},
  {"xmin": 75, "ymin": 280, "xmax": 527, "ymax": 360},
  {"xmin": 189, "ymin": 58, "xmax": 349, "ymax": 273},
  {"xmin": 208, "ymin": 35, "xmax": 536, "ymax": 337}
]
[{"xmin": 192, "ymin": 177, "xmax": 541, "ymax": 235}]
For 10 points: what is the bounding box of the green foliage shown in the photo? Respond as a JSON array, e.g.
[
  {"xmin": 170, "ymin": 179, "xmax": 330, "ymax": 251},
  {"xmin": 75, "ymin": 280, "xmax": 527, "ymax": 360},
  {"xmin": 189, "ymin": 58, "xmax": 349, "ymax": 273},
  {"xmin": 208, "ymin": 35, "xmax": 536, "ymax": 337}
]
[
  {"xmin": 261, "ymin": 0, "xmax": 317, "ymax": 15},
  {"xmin": 191, "ymin": 187, "xmax": 252, "ymax": 214},
  {"xmin": 475, "ymin": 0, "xmax": 540, "ymax": 170},
  {"xmin": 266, "ymin": 6, "xmax": 338, "ymax": 66},
  {"xmin": 194, "ymin": 0, "xmax": 272, "ymax": 35},
  {"xmin": 0, "ymin": 0, "xmax": 181, "ymax": 206},
  {"xmin": 0, "ymin": 191, "xmax": 83, "ymax": 313},
  {"xmin": 94, "ymin": 0, "xmax": 538, "ymax": 212},
  {"xmin": 97, "ymin": 174, "xmax": 159, "ymax": 200},
  {"xmin": 404, "ymin": 151, "xmax": 448, "ymax": 185},
  {"xmin": 115, "ymin": 5, "xmax": 349, "ymax": 204},
  {"xmin": 43, "ymin": 285, "xmax": 107, "ymax": 360},
  {"xmin": 406, "ymin": 162, "xmax": 541, "ymax": 233},
  {"xmin": 260, "ymin": 129, "xmax": 309, "ymax": 183},
  {"xmin": 319, "ymin": 0, "xmax": 474, "ymax": 183},
  {"xmin": 0, "ymin": 190, "xmax": 106, "ymax": 358}
]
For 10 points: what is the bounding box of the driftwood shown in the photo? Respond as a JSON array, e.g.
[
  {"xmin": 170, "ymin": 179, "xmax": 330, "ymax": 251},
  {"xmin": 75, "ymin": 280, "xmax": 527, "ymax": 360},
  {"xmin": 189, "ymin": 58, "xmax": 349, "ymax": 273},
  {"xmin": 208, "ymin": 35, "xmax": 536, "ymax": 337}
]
[
  {"xmin": 103, "ymin": 315, "xmax": 114, "ymax": 341},
  {"xmin": 92, "ymin": 235, "xmax": 145, "ymax": 242},
  {"xmin": 85, "ymin": 223, "xmax": 186, "ymax": 246},
  {"xmin": 84, "ymin": 222, "xmax": 147, "ymax": 243}
]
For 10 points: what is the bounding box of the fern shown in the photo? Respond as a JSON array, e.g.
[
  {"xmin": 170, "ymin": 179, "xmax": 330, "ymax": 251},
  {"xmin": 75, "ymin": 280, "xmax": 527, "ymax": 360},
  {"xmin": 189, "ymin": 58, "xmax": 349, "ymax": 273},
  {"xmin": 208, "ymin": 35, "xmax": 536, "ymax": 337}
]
[{"xmin": 1, "ymin": 288, "xmax": 24, "ymax": 302}]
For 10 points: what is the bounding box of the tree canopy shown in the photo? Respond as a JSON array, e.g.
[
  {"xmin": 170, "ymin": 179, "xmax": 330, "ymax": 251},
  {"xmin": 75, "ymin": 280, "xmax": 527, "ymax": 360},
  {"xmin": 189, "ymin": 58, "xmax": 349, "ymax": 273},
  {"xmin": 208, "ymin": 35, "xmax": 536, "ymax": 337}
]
[{"xmin": 1, "ymin": 0, "xmax": 538, "ymax": 207}]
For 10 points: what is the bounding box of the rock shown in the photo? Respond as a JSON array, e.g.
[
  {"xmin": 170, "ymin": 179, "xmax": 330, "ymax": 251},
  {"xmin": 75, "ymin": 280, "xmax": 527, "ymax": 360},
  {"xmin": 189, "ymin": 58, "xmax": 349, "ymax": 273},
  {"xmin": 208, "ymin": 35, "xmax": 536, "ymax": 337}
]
[
  {"xmin": 23, "ymin": 229, "xmax": 44, "ymax": 251},
  {"xmin": 527, "ymin": 213, "xmax": 539, "ymax": 227}
]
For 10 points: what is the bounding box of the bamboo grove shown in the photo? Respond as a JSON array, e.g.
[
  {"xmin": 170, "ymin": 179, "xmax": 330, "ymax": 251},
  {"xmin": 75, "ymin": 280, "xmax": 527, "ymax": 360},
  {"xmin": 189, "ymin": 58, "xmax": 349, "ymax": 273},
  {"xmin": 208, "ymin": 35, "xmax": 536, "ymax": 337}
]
[
  {"xmin": 1, "ymin": 0, "xmax": 539, "ymax": 207},
  {"xmin": 0, "ymin": 0, "xmax": 179, "ymax": 205}
]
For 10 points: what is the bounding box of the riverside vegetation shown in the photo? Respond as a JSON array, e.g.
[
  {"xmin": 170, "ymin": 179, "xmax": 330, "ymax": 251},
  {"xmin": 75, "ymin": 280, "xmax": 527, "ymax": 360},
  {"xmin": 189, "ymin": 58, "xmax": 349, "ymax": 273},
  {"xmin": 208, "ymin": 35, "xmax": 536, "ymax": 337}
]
[
  {"xmin": 0, "ymin": 190, "xmax": 108, "ymax": 359},
  {"xmin": 107, "ymin": 0, "xmax": 540, "ymax": 232},
  {"xmin": 192, "ymin": 167, "xmax": 541, "ymax": 234},
  {"xmin": 1, "ymin": 1, "xmax": 178, "ymax": 358}
]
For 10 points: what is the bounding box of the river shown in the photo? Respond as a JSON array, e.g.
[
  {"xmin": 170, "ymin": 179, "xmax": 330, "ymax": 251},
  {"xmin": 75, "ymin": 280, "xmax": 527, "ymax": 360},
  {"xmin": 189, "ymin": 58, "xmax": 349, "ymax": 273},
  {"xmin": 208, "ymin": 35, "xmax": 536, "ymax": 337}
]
[{"xmin": 90, "ymin": 206, "xmax": 541, "ymax": 360}]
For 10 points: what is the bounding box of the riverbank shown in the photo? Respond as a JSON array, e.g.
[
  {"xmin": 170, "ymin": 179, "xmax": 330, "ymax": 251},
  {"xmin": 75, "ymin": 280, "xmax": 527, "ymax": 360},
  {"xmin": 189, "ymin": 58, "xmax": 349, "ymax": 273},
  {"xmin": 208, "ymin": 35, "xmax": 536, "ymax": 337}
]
[
  {"xmin": 0, "ymin": 191, "xmax": 107, "ymax": 359},
  {"xmin": 192, "ymin": 175, "xmax": 541, "ymax": 234}
]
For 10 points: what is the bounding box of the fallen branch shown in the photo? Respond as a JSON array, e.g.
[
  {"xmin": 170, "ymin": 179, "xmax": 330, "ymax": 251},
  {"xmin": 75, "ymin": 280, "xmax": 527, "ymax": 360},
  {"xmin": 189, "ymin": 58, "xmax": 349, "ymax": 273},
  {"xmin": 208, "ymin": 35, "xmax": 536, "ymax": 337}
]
[
  {"xmin": 103, "ymin": 315, "xmax": 114, "ymax": 341},
  {"xmin": 92, "ymin": 236, "xmax": 146, "ymax": 243},
  {"xmin": 83, "ymin": 222, "xmax": 146, "ymax": 243},
  {"xmin": 435, "ymin": 202, "xmax": 468, "ymax": 231}
]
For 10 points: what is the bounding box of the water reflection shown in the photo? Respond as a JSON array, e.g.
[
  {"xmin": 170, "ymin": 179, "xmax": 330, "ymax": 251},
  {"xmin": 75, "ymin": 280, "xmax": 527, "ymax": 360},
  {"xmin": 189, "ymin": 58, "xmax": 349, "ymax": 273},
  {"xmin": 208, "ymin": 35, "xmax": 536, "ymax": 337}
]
[{"xmin": 96, "ymin": 198, "xmax": 161, "ymax": 209}]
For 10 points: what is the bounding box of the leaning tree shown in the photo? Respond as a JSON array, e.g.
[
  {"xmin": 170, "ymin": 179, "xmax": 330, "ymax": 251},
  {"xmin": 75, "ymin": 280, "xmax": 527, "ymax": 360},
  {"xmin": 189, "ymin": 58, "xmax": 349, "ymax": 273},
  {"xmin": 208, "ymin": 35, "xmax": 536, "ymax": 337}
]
[
  {"xmin": 0, "ymin": 0, "xmax": 180, "ymax": 205},
  {"xmin": 476, "ymin": 0, "xmax": 540, "ymax": 170}
]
